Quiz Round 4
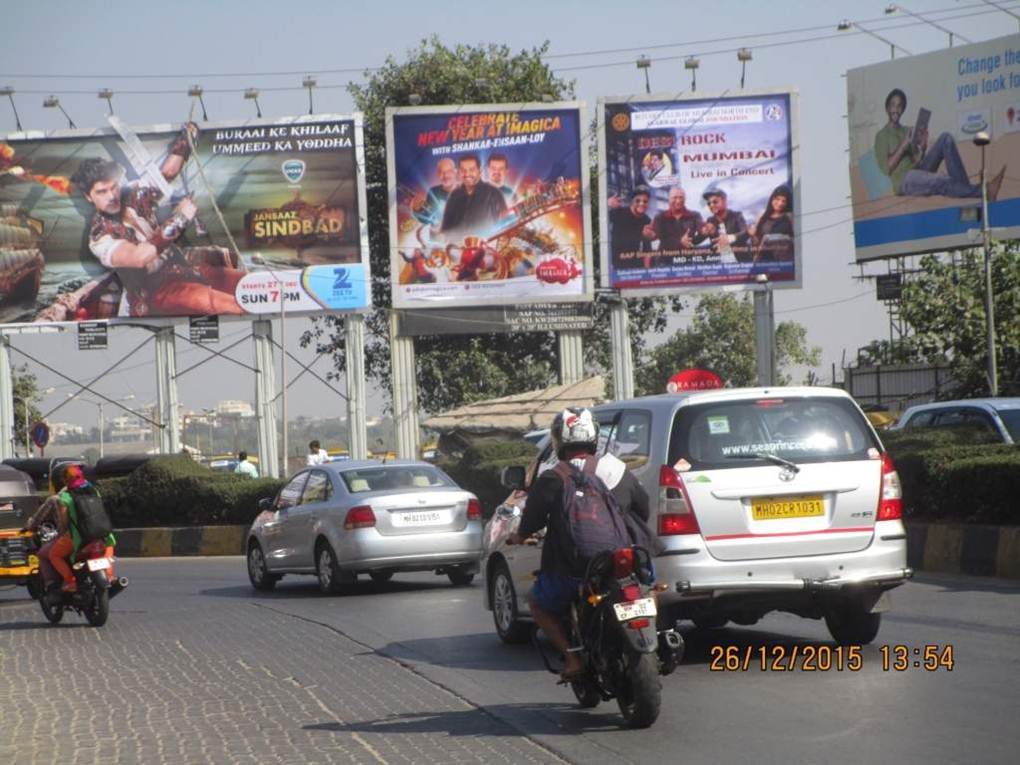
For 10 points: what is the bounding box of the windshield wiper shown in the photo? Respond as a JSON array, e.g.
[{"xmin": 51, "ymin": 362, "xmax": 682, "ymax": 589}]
[{"xmin": 726, "ymin": 452, "xmax": 800, "ymax": 473}]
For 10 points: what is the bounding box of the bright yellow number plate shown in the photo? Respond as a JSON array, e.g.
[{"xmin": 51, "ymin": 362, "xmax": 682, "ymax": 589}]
[{"xmin": 751, "ymin": 495, "xmax": 824, "ymax": 521}]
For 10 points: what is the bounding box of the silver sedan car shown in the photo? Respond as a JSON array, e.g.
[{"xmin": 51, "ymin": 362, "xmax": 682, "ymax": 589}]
[{"xmin": 246, "ymin": 460, "xmax": 483, "ymax": 593}]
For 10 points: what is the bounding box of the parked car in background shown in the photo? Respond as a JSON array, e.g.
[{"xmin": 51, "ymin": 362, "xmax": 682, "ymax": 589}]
[
  {"xmin": 484, "ymin": 387, "xmax": 911, "ymax": 646},
  {"xmin": 246, "ymin": 460, "xmax": 483, "ymax": 594},
  {"xmin": 888, "ymin": 398, "xmax": 1020, "ymax": 443}
]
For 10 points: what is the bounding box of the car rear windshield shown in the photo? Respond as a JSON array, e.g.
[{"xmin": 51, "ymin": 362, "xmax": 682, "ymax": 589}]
[
  {"xmin": 995, "ymin": 408, "xmax": 1020, "ymax": 442},
  {"xmin": 341, "ymin": 465, "xmax": 455, "ymax": 493},
  {"xmin": 668, "ymin": 396, "xmax": 880, "ymax": 470}
]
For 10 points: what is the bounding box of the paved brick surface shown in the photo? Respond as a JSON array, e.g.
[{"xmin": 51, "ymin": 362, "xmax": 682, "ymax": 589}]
[{"xmin": 0, "ymin": 580, "xmax": 564, "ymax": 765}]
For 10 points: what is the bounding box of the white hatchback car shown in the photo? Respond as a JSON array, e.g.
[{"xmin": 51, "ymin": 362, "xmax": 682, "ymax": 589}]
[{"xmin": 484, "ymin": 387, "xmax": 911, "ymax": 645}]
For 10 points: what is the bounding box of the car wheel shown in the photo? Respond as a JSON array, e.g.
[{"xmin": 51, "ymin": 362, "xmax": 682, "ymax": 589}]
[
  {"xmin": 447, "ymin": 566, "xmax": 475, "ymax": 586},
  {"xmin": 247, "ymin": 542, "xmax": 278, "ymax": 592},
  {"xmin": 489, "ymin": 561, "xmax": 531, "ymax": 644},
  {"xmin": 825, "ymin": 599, "xmax": 882, "ymax": 645},
  {"xmin": 316, "ymin": 541, "xmax": 347, "ymax": 595},
  {"xmin": 369, "ymin": 570, "xmax": 394, "ymax": 583}
]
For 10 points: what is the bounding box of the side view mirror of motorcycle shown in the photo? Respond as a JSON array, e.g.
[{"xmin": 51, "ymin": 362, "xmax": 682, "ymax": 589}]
[{"xmin": 500, "ymin": 465, "xmax": 527, "ymax": 491}]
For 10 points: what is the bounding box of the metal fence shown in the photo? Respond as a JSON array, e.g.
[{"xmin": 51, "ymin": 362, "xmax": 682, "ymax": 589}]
[{"xmin": 843, "ymin": 363, "xmax": 955, "ymax": 412}]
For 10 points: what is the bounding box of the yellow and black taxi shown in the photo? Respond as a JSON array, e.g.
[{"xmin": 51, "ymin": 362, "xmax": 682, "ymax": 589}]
[{"xmin": 0, "ymin": 463, "xmax": 43, "ymax": 584}]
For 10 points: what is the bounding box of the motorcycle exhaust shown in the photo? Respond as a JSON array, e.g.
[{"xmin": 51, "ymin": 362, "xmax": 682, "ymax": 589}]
[
  {"xmin": 109, "ymin": 576, "xmax": 130, "ymax": 598},
  {"xmin": 657, "ymin": 629, "xmax": 685, "ymax": 676}
]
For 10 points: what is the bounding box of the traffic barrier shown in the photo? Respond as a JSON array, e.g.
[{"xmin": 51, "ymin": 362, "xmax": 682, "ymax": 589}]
[{"xmin": 115, "ymin": 526, "xmax": 246, "ymax": 557}]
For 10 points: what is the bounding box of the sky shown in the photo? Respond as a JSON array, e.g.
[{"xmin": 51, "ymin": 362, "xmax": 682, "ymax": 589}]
[{"xmin": 3, "ymin": 0, "xmax": 1019, "ymax": 432}]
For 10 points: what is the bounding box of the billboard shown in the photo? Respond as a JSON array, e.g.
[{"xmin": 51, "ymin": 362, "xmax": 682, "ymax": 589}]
[
  {"xmin": 848, "ymin": 33, "xmax": 1020, "ymax": 261},
  {"xmin": 599, "ymin": 91, "xmax": 799, "ymax": 295},
  {"xmin": 0, "ymin": 115, "xmax": 369, "ymax": 325},
  {"xmin": 386, "ymin": 102, "xmax": 592, "ymax": 309}
]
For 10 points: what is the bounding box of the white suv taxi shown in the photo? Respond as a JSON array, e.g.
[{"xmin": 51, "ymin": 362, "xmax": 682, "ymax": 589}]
[{"xmin": 483, "ymin": 387, "xmax": 911, "ymax": 646}]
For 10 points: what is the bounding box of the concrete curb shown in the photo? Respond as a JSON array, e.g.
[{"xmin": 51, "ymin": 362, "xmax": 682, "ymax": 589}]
[
  {"xmin": 115, "ymin": 526, "xmax": 247, "ymax": 557},
  {"xmin": 112, "ymin": 522, "xmax": 1019, "ymax": 579},
  {"xmin": 906, "ymin": 522, "xmax": 1019, "ymax": 580}
]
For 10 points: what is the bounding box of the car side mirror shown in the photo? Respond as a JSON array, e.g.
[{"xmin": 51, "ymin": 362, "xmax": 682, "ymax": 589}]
[
  {"xmin": 500, "ymin": 465, "xmax": 527, "ymax": 491},
  {"xmin": 258, "ymin": 497, "xmax": 274, "ymax": 513}
]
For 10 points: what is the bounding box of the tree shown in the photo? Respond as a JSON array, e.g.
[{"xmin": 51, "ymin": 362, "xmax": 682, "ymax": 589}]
[
  {"xmin": 634, "ymin": 293, "xmax": 821, "ymax": 395},
  {"xmin": 897, "ymin": 245, "xmax": 1020, "ymax": 397},
  {"xmin": 11, "ymin": 365, "xmax": 43, "ymax": 455},
  {"xmin": 301, "ymin": 38, "xmax": 685, "ymax": 414}
]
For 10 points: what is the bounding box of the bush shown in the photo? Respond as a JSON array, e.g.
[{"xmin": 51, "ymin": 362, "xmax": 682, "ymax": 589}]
[
  {"xmin": 882, "ymin": 430, "xmax": 1020, "ymax": 524},
  {"xmin": 438, "ymin": 440, "xmax": 537, "ymax": 517},
  {"xmin": 95, "ymin": 455, "xmax": 284, "ymax": 528}
]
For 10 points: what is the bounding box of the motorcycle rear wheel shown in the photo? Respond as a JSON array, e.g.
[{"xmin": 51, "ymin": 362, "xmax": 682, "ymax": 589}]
[
  {"xmin": 616, "ymin": 651, "xmax": 661, "ymax": 728},
  {"xmin": 83, "ymin": 580, "xmax": 110, "ymax": 627}
]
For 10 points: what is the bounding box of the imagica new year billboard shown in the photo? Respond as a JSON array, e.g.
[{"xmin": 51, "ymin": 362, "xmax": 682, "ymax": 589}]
[
  {"xmin": 599, "ymin": 91, "xmax": 800, "ymax": 295},
  {"xmin": 386, "ymin": 102, "xmax": 593, "ymax": 308},
  {"xmin": 848, "ymin": 33, "xmax": 1020, "ymax": 261},
  {"xmin": 0, "ymin": 114, "xmax": 369, "ymax": 325}
]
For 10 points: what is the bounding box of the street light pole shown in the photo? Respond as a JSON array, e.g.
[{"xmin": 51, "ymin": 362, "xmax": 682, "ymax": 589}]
[{"xmin": 975, "ymin": 130, "xmax": 998, "ymax": 396}]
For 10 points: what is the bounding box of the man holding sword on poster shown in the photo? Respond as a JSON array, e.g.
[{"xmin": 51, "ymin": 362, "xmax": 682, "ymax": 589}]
[{"xmin": 70, "ymin": 121, "xmax": 246, "ymax": 317}]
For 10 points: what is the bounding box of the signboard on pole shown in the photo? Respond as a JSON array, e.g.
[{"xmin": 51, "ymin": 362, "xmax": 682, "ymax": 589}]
[
  {"xmin": 30, "ymin": 421, "xmax": 49, "ymax": 448},
  {"xmin": 599, "ymin": 91, "xmax": 800, "ymax": 295},
  {"xmin": 875, "ymin": 273, "xmax": 903, "ymax": 301},
  {"xmin": 847, "ymin": 33, "xmax": 1020, "ymax": 261},
  {"xmin": 386, "ymin": 102, "xmax": 592, "ymax": 308},
  {"xmin": 77, "ymin": 321, "xmax": 108, "ymax": 350},
  {"xmin": 0, "ymin": 114, "xmax": 370, "ymax": 326},
  {"xmin": 398, "ymin": 302, "xmax": 594, "ymax": 336},
  {"xmin": 189, "ymin": 315, "xmax": 220, "ymax": 343}
]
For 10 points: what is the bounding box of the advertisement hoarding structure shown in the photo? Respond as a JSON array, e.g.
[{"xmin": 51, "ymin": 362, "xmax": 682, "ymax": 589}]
[
  {"xmin": 0, "ymin": 114, "xmax": 371, "ymax": 326},
  {"xmin": 847, "ymin": 33, "xmax": 1020, "ymax": 261},
  {"xmin": 385, "ymin": 102, "xmax": 593, "ymax": 309},
  {"xmin": 598, "ymin": 90, "xmax": 801, "ymax": 296}
]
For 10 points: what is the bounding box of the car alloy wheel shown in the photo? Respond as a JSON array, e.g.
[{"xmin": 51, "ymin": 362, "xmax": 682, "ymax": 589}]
[{"xmin": 490, "ymin": 563, "xmax": 531, "ymax": 644}]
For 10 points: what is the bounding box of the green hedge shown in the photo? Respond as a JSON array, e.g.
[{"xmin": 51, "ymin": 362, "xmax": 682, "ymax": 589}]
[
  {"xmin": 882, "ymin": 429, "xmax": 1020, "ymax": 524},
  {"xmin": 95, "ymin": 455, "xmax": 284, "ymax": 528},
  {"xmin": 438, "ymin": 440, "xmax": 536, "ymax": 518}
]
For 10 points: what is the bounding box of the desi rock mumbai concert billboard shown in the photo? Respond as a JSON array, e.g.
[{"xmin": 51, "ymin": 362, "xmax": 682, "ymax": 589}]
[
  {"xmin": 386, "ymin": 102, "xmax": 593, "ymax": 309},
  {"xmin": 848, "ymin": 33, "xmax": 1020, "ymax": 261},
  {"xmin": 599, "ymin": 91, "xmax": 800, "ymax": 295},
  {"xmin": 0, "ymin": 115, "xmax": 369, "ymax": 325}
]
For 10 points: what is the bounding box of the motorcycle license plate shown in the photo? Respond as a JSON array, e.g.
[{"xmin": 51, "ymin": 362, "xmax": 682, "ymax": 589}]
[
  {"xmin": 613, "ymin": 598, "xmax": 657, "ymax": 622},
  {"xmin": 87, "ymin": 558, "xmax": 111, "ymax": 572}
]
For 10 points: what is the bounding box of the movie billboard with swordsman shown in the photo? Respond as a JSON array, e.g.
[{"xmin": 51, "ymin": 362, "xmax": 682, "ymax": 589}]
[
  {"xmin": 599, "ymin": 91, "xmax": 800, "ymax": 295},
  {"xmin": 386, "ymin": 102, "xmax": 593, "ymax": 308},
  {"xmin": 0, "ymin": 114, "xmax": 370, "ymax": 325}
]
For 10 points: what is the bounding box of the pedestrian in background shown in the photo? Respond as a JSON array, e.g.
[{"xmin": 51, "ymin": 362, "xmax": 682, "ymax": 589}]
[
  {"xmin": 234, "ymin": 451, "xmax": 259, "ymax": 478},
  {"xmin": 306, "ymin": 440, "xmax": 329, "ymax": 466}
]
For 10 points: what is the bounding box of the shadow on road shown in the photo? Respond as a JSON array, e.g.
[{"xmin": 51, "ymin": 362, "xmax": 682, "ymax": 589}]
[
  {"xmin": 678, "ymin": 625, "xmax": 833, "ymax": 666},
  {"xmin": 912, "ymin": 572, "xmax": 1020, "ymax": 595},
  {"xmin": 200, "ymin": 577, "xmax": 468, "ymax": 600},
  {"xmin": 303, "ymin": 703, "xmax": 624, "ymax": 736},
  {"xmin": 379, "ymin": 632, "xmax": 543, "ymax": 673},
  {"xmin": 0, "ymin": 620, "xmax": 93, "ymax": 632}
]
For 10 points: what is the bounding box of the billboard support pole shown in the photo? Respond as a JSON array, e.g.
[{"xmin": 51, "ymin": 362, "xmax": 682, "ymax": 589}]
[
  {"xmin": 253, "ymin": 320, "xmax": 279, "ymax": 479},
  {"xmin": 154, "ymin": 327, "xmax": 180, "ymax": 453},
  {"xmin": 557, "ymin": 330, "xmax": 584, "ymax": 385},
  {"xmin": 390, "ymin": 311, "xmax": 419, "ymax": 460},
  {"xmin": 0, "ymin": 336, "xmax": 14, "ymax": 461},
  {"xmin": 609, "ymin": 299, "xmax": 634, "ymax": 400},
  {"xmin": 977, "ymin": 135, "xmax": 999, "ymax": 396},
  {"xmin": 754, "ymin": 276, "xmax": 776, "ymax": 386},
  {"xmin": 344, "ymin": 314, "xmax": 368, "ymax": 460}
]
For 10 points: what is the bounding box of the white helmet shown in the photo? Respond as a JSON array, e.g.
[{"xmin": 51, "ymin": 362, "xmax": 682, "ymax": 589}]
[{"xmin": 554, "ymin": 407, "xmax": 598, "ymax": 449}]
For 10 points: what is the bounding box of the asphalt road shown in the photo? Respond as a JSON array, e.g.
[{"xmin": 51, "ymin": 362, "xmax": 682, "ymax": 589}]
[{"xmin": 2, "ymin": 558, "xmax": 1018, "ymax": 765}]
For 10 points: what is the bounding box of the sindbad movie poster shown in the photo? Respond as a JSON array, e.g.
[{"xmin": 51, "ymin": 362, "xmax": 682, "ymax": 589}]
[
  {"xmin": 0, "ymin": 115, "xmax": 369, "ymax": 326},
  {"xmin": 599, "ymin": 92, "xmax": 800, "ymax": 295},
  {"xmin": 386, "ymin": 103, "xmax": 592, "ymax": 308}
]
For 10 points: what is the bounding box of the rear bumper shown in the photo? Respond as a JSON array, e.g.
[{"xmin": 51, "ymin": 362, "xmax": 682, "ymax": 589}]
[
  {"xmin": 675, "ymin": 567, "xmax": 913, "ymax": 595},
  {"xmin": 333, "ymin": 525, "xmax": 484, "ymax": 571}
]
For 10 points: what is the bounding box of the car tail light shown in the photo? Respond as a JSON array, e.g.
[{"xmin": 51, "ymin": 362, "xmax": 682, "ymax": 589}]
[
  {"xmin": 621, "ymin": 583, "xmax": 642, "ymax": 601},
  {"xmin": 466, "ymin": 498, "xmax": 481, "ymax": 520},
  {"xmin": 344, "ymin": 505, "xmax": 376, "ymax": 530},
  {"xmin": 658, "ymin": 465, "xmax": 700, "ymax": 535},
  {"xmin": 877, "ymin": 453, "xmax": 903, "ymax": 521},
  {"xmin": 613, "ymin": 547, "xmax": 634, "ymax": 578}
]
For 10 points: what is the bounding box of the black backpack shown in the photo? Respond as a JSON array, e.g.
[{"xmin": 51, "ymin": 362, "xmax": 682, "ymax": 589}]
[
  {"xmin": 553, "ymin": 457, "xmax": 630, "ymax": 577},
  {"xmin": 68, "ymin": 487, "xmax": 113, "ymax": 543}
]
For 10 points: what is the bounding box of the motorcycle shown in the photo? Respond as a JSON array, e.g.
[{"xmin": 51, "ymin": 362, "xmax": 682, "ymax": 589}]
[
  {"xmin": 25, "ymin": 523, "xmax": 129, "ymax": 627},
  {"xmin": 538, "ymin": 546, "xmax": 683, "ymax": 729}
]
